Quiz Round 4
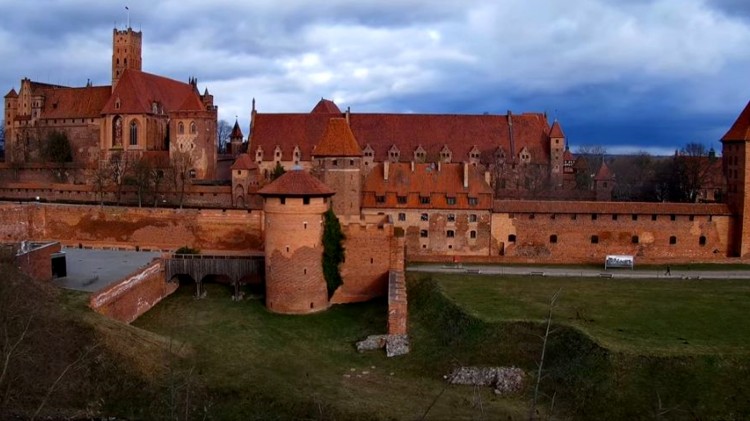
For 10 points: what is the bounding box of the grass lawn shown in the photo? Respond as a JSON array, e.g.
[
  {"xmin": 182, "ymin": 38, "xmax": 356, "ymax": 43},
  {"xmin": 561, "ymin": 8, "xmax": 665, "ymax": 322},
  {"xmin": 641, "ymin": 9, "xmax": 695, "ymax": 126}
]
[
  {"xmin": 132, "ymin": 283, "xmax": 527, "ymax": 420},
  {"xmin": 434, "ymin": 273, "xmax": 750, "ymax": 355}
]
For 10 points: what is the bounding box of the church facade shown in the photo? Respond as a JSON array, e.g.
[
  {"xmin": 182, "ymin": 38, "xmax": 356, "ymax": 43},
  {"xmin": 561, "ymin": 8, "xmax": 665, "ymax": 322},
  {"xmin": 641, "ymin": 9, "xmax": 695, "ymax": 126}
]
[{"xmin": 4, "ymin": 27, "xmax": 218, "ymax": 180}]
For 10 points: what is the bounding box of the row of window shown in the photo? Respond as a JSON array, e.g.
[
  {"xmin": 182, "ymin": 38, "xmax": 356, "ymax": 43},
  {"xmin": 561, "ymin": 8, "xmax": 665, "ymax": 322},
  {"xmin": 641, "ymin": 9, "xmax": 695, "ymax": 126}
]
[
  {"xmin": 376, "ymin": 195, "xmax": 479, "ymax": 206},
  {"xmin": 511, "ymin": 213, "xmax": 712, "ymax": 222},
  {"xmin": 412, "ymin": 213, "xmax": 479, "ymax": 222},
  {"xmin": 506, "ymin": 234, "xmax": 708, "ymax": 246},
  {"xmin": 420, "ymin": 230, "xmax": 477, "ymax": 239}
]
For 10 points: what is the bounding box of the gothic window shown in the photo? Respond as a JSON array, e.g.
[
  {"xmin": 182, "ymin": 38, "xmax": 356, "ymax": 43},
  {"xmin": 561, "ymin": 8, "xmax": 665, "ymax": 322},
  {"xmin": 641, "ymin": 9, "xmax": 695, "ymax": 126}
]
[
  {"xmin": 129, "ymin": 120, "xmax": 138, "ymax": 146},
  {"xmin": 112, "ymin": 116, "xmax": 123, "ymax": 147},
  {"xmin": 178, "ymin": 122, "xmax": 184, "ymax": 134},
  {"xmin": 190, "ymin": 121, "xmax": 197, "ymax": 134}
]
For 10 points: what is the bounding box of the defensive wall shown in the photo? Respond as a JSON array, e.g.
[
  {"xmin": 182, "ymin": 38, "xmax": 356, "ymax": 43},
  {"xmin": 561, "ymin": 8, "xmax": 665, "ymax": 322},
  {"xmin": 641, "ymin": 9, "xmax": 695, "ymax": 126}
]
[
  {"xmin": 490, "ymin": 200, "xmax": 734, "ymax": 264},
  {"xmin": 89, "ymin": 260, "xmax": 178, "ymax": 323},
  {"xmin": 0, "ymin": 179, "xmax": 236, "ymax": 209},
  {"xmin": 0, "ymin": 202, "xmax": 263, "ymax": 252}
]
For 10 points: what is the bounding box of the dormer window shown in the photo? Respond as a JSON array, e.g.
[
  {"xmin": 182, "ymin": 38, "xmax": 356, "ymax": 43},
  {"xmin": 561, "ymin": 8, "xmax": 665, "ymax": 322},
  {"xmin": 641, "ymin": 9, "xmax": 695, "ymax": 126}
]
[
  {"xmin": 414, "ymin": 145, "xmax": 427, "ymax": 163},
  {"xmin": 274, "ymin": 146, "xmax": 282, "ymax": 162},
  {"xmin": 494, "ymin": 147, "xmax": 506, "ymax": 163},
  {"xmin": 469, "ymin": 146, "xmax": 481, "ymax": 164},
  {"xmin": 363, "ymin": 144, "xmax": 375, "ymax": 158},
  {"xmin": 440, "ymin": 145, "xmax": 452, "ymax": 163},
  {"xmin": 388, "ymin": 145, "xmax": 400, "ymax": 162}
]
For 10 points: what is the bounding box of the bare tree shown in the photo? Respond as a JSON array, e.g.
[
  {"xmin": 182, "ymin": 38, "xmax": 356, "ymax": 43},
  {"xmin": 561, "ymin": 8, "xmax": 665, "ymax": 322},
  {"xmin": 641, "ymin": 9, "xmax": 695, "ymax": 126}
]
[
  {"xmin": 216, "ymin": 120, "xmax": 232, "ymax": 153},
  {"xmin": 529, "ymin": 288, "xmax": 561, "ymax": 421},
  {"xmin": 574, "ymin": 145, "xmax": 607, "ymax": 190},
  {"xmin": 169, "ymin": 151, "xmax": 193, "ymax": 209},
  {"xmin": 108, "ymin": 151, "xmax": 131, "ymax": 205},
  {"xmin": 674, "ymin": 142, "xmax": 715, "ymax": 202},
  {"xmin": 131, "ymin": 156, "xmax": 154, "ymax": 208},
  {"xmin": 92, "ymin": 161, "xmax": 111, "ymax": 206}
]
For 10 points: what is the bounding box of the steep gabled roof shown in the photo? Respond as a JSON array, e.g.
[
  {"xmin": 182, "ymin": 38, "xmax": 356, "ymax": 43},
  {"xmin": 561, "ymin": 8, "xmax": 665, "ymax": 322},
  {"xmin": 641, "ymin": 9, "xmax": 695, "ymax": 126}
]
[
  {"xmin": 312, "ymin": 118, "xmax": 363, "ymax": 157},
  {"xmin": 563, "ymin": 147, "xmax": 575, "ymax": 161},
  {"xmin": 230, "ymin": 119, "xmax": 243, "ymax": 140},
  {"xmin": 4, "ymin": 88, "xmax": 17, "ymax": 98},
  {"xmin": 101, "ymin": 69, "xmax": 204, "ymax": 115},
  {"xmin": 549, "ymin": 120, "xmax": 565, "ymax": 138},
  {"xmin": 231, "ymin": 154, "xmax": 257, "ymax": 170},
  {"xmin": 311, "ymin": 98, "xmax": 342, "ymax": 114},
  {"xmin": 594, "ymin": 161, "xmax": 613, "ymax": 181},
  {"xmin": 39, "ymin": 86, "xmax": 112, "ymax": 119},
  {"xmin": 251, "ymin": 101, "xmax": 552, "ymax": 164},
  {"xmin": 722, "ymin": 100, "xmax": 750, "ymax": 142},
  {"xmin": 257, "ymin": 169, "xmax": 335, "ymax": 197}
]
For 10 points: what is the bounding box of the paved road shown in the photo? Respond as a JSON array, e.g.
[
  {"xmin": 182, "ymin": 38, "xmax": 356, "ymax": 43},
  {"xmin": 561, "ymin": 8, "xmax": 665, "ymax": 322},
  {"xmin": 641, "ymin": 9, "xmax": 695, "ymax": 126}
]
[
  {"xmin": 53, "ymin": 248, "xmax": 162, "ymax": 292},
  {"xmin": 408, "ymin": 264, "xmax": 750, "ymax": 280}
]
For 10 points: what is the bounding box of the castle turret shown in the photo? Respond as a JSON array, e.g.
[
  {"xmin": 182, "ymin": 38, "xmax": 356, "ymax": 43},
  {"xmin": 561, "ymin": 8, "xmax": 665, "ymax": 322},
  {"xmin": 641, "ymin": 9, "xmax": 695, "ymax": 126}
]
[
  {"xmin": 312, "ymin": 117, "xmax": 363, "ymax": 219},
  {"xmin": 721, "ymin": 100, "xmax": 750, "ymax": 256},
  {"xmin": 229, "ymin": 119, "xmax": 243, "ymax": 156},
  {"xmin": 549, "ymin": 120, "xmax": 566, "ymax": 188},
  {"xmin": 257, "ymin": 169, "xmax": 335, "ymax": 314},
  {"xmin": 112, "ymin": 27, "xmax": 142, "ymax": 90},
  {"xmin": 593, "ymin": 161, "xmax": 614, "ymax": 201}
]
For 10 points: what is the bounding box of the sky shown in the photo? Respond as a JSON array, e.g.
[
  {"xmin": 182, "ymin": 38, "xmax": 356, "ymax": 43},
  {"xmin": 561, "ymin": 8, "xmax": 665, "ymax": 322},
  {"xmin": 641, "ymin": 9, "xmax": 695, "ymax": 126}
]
[{"xmin": 2, "ymin": 0, "xmax": 750, "ymax": 155}]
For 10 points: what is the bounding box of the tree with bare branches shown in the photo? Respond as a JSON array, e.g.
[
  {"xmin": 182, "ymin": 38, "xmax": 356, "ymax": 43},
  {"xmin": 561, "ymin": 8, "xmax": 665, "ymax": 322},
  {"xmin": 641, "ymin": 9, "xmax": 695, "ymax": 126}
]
[
  {"xmin": 108, "ymin": 151, "xmax": 131, "ymax": 205},
  {"xmin": 169, "ymin": 151, "xmax": 193, "ymax": 208}
]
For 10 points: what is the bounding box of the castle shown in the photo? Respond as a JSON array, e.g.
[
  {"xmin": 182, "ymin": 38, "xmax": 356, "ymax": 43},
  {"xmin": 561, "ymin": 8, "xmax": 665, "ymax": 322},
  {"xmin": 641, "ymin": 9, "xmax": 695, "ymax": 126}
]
[
  {"xmin": 3, "ymin": 25, "xmax": 750, "ymax": 317},
  {"xmin": 4, "ymin": 27, "xmax": 218, "ymax": 181}
]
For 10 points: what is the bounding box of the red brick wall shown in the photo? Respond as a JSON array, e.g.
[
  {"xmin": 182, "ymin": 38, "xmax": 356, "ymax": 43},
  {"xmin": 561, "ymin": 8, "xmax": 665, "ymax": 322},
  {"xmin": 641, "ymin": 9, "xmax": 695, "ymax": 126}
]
[
  {"xmin": 331, "ymin": 223, "xmax": 392, "ymax": 303},
  {"xmin": 0, "ymin": 202, "xmax": 263, "ymax": 252},
  {"xmin": 263, "ymin": 196, "xmax": 329, "ymax": 314},
  {"xmin": 387, "ymin": 270, "xmax": 407, "ymax": 336},
  {"xmin": 89, "ymin": 260, "xmax": 177, "ymax": 323},
  {"xmin": 491, "ymin": 211, "xmax": 733, "ymax": 264},
  {"xmin": 15, "ymin": 241, "xmax": 61, "ymax": 281}
]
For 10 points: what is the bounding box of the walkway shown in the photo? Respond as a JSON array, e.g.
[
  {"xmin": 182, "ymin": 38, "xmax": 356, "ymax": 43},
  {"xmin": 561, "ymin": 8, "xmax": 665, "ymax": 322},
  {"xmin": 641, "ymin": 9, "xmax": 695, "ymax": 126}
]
[{"xmin": 408, "ymin": 264, "xmax": 750, "ymax": 280}]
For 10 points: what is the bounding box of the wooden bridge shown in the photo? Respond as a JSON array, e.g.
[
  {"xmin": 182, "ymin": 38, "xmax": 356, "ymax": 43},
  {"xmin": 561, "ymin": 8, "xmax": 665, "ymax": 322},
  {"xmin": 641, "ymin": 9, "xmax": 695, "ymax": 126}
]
[{"xmin": 164, "ymin": 253, "xmax": 265, "ymax": 298}]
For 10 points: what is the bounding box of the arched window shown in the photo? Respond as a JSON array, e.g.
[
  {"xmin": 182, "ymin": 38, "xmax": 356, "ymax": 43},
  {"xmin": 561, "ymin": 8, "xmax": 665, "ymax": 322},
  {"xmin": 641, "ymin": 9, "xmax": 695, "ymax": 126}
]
[
  {"xmin": 190, "ymin": 121, "xmax": 197, "ymax": 134},
  {"xmin": 112, "ymin": 116, "xmax": 123, "ymax": 146},
  {"xmin": 178, "ymin": 122, "xmax": 185, "ymax": 134},
  {"xmin": 129, "ymin": 120, "xmax": 138, "ymax": 146}
]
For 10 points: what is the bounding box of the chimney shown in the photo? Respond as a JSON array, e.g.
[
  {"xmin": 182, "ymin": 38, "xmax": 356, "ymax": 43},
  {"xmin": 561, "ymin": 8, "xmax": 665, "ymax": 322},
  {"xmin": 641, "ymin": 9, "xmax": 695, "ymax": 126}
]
[
  {"xmin": 346, "ymin": 106, "xmax": 350, "ymax": 125},
  {"xmin": 484, "ymin": 171, "xmax": 491, "ymax": 185},
  {"xmin": 411, "ymin": 161, "xmax": 415, "ymax": 172},
  {"xmin": 437, "ymin": 161, "xmax": 441, "ymax": 172},
  {"xmin": 383, "ymin": 160, "xmax": 389, "ymax": 182},
  {"xmin": 463, "ymin": 162, "xmax": 469, "ymax": 189}
]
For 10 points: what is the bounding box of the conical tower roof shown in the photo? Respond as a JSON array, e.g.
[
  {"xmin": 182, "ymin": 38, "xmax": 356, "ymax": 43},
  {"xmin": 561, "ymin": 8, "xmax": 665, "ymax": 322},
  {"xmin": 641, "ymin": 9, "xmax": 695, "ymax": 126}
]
[{"xmin": 257, "ymin": 168, "xmax": 335, "ymax": 197}]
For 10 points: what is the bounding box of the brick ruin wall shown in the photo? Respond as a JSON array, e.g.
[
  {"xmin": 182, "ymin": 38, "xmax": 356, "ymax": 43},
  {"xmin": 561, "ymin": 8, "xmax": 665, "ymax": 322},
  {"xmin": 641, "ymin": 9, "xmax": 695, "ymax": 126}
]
[
  {"xmin": 387, "ymin": 270, "xmax": 407, "ymax": 336},
  {"xmin": 15, "ymin": 241, "xmax": 61, "ymax": 281},
  {"xmin": 89, "ymin": 260, "xmax": 178, "ymax": 323},
  {"xmin": 0, "ymin": 202, "xmax": 263, "ymax": 252}
]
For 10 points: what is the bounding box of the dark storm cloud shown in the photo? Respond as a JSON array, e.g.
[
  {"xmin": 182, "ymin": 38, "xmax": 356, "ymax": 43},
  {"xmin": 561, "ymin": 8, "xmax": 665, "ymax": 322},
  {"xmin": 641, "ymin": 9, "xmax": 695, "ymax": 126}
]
[{"xmin": 2, "ymin": 0, "xmax": 750, "ymax": 153}]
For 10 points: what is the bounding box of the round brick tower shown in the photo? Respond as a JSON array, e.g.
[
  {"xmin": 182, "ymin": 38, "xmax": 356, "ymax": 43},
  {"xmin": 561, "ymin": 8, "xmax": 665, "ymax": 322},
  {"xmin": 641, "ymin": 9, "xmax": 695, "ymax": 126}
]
[{"xmin": 257, "ymin": 169, "xmax": 335, "ymax": 314}]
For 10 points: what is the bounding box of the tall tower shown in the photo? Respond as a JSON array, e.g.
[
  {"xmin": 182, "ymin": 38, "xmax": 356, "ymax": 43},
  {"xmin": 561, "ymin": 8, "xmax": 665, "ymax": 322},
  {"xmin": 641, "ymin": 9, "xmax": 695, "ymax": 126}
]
[
  {"xmin": 721, "ymin": 100, "xmax": 750, "ymax": 257},
  {"xmin": 111, "ymin": 27, "xmax": 142, "ymax": 90},
  {"xmin": 549, "ymin": 120, "xmax": 566, "ymax": 188},
  {"xmin": 257, "ymin": 169, "xmax": 335, "ymax": 314},
  {"xmin": 312, "ymin": 117, "xmax": 363, "ymax": 219}
]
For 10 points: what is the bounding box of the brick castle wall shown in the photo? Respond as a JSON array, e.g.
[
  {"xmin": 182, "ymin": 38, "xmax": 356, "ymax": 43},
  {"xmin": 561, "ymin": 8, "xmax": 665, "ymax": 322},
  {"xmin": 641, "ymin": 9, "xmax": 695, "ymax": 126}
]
[
  {"xmin": 331, "ymin": 222, "xmax": 393, "ymax": 304},
  {"xmin": 0, "ymin": 202, "xmax": 262, "ymax": 252},
  {"xmin": 89, "ymin": 260, "xmax": 178, "ymax": 323}
]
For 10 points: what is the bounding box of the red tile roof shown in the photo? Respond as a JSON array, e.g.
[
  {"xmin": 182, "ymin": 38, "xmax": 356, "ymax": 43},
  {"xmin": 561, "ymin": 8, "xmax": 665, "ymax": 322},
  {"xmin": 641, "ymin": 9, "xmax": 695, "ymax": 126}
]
[
  {"xmin": 311, "ymin": 98, "xmax": 341, "ymax": 114},
  {"xmin": 549, "ymin": 120, "xmax": 565, "ymax": 138},
  {"xmin": 251, "ymin": 102, "xmax": 552, "ymax": 164},
  {"xmin": 257, "ymin": 169, "xmax": 335, "ymax": 197},
  {"xmin": 362, "ymin": 162, "xmax": 493, "ymax": 209},
  {"xmin": 563, "ymin": 148, "xmax": 575, "ymax": 161},
  {"xmin": 312, "ymin": 118, "xmax": 363, "ymax": 157},
  {"xmin": 39, "ymin": 86, "xmax": 112, "ymax": 119},
  {"xmin": 4, "ymin": 88, "xmax": 17, "ymax": 98},
  {"xmin": 231, "ymin": 154, "xmax": 257, "ymax": 170},
  {"xmin": 101, "ymin": 69, "xmax": 204, "ymax": 115},
  {"xmin": 722, "ymin": 100, "xmax": 750, "ymax": 141},
  {"xmin": 493, "ymin": 200, "xmax": 731, "ymax": 215}
]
